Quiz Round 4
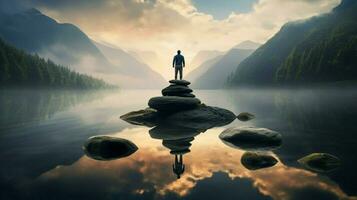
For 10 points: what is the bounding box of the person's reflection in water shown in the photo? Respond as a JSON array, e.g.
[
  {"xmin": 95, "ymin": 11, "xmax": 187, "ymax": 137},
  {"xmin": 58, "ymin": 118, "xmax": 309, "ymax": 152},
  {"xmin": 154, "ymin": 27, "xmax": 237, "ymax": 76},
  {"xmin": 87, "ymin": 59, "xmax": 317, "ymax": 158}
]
[{"xmin": 173, "ymin": 154, "xmax": 185, "ymax": 179}]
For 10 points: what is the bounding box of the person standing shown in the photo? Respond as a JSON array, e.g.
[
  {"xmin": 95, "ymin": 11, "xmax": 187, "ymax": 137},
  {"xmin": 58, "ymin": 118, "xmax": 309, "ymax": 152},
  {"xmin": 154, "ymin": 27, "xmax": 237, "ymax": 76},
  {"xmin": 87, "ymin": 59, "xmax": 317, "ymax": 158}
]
[{"xmin": 172, "ymin": 50, "xmax": 185, "ymax": 80}]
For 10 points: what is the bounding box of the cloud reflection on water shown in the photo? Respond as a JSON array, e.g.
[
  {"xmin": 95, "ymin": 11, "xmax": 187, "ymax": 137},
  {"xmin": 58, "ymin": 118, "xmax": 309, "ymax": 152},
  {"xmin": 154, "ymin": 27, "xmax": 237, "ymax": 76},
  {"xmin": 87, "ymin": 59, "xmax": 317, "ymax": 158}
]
[{"xmin": 35, "ymin": 127, "xmax": 356, "ymax": 200}]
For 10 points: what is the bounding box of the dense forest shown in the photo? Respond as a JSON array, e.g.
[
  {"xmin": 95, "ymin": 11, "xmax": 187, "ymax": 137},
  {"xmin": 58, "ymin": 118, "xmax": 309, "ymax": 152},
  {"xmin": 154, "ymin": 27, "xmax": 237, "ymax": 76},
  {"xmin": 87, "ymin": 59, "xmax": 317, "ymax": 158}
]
[
  {"xmin": 228, "ymin": 0, "xmax": 357, "ymax": 86},
  {"xmin": 0, "ymin": 38, "xmax": 113, "ymax": 89}
]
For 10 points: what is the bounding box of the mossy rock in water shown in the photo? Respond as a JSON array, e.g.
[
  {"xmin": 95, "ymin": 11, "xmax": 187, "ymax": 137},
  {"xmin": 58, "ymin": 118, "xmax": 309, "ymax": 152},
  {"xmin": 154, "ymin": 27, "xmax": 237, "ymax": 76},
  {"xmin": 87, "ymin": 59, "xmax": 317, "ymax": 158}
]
[
  {"xmin": 237, "ymin": 112, "xmax": 255, "ymax": 121},
  {"xmin": 219, "ymin": 127, "xmax": 282, "ymax": 151},
  {"xmin": 241, "ymin": 152, "xmax": 278, "ymax": 170},
  {"xmin": 83, "ymin": 136, "xmax": 138, "ymax": 161},
  {"xmin": 298, "ymin": 153, "xmax": 341, "ymax": 172},
  {"xmin": 169, "ymin": 79, "xmax": 191, "ymax": 86},
  {"xmin": 162, "ymin": 85, "xmax": 193, "ymax": 96}
]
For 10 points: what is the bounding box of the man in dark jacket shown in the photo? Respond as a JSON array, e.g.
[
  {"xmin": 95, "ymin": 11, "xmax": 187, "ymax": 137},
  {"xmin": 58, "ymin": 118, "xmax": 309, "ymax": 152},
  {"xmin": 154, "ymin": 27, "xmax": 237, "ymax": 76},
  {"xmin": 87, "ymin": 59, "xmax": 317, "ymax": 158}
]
[{"xmin": 172, "ymin": 50, "xmax": 185, "ymax": 80}]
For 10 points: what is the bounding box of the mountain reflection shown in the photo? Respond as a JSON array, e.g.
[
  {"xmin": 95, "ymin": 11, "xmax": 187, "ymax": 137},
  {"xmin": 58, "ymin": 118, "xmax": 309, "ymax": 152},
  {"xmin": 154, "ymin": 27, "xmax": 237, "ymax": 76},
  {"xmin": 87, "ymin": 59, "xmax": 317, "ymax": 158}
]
[
  {"xmin": 0, "ymin": 89, "xmax": 107, "ymax": 128},
  {"xmin": 32, "ymin": 128, "xmax": 355, "ymax": 200}
]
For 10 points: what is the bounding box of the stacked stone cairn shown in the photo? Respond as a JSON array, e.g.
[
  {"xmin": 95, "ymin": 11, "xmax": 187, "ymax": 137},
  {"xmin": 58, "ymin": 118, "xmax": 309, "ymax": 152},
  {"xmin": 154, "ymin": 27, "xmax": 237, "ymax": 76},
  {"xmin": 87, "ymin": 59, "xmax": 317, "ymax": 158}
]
[{"xmin": 148, "ymin": 80, "xmax": 201, "ymax": 113}]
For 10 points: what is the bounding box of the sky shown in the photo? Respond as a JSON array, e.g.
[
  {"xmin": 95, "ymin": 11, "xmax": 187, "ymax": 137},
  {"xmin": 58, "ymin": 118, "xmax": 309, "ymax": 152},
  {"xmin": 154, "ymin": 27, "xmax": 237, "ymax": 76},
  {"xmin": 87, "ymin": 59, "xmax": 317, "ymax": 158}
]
[
  {"xmin": 192, "ymin": 0, "xmax": 259, "ymax": 20},
  {"xmin": 1, "ymin": 0, "xmax": 341, "ymax": 77}
]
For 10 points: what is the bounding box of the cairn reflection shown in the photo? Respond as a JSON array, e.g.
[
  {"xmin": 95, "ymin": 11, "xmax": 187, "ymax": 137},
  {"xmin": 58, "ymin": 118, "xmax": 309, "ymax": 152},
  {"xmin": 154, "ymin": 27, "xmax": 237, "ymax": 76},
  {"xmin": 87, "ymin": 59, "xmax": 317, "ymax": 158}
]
[{"xmin": 149, "ymin": 124, "xmax": 201, "ymax": 179}]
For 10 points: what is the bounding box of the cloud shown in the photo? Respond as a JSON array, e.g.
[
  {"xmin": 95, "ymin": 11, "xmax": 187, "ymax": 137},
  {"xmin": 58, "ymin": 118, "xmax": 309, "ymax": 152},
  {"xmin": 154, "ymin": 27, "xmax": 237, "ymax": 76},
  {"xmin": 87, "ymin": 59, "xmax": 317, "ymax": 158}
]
[{"xmin": 0, "ymin": 0, "xmax": 341, "ymax": 77}]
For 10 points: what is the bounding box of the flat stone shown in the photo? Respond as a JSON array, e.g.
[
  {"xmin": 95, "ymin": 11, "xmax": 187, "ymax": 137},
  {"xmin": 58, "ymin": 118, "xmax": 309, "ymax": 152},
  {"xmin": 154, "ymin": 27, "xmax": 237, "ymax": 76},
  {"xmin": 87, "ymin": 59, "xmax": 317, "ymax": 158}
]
[
  {"xmin": 169, "ymin": 79, "xmax": 191, "ymax": 86},
  {"xmin": 162, "ymin": 85, "xmax": 193, "ymax": 96},
  {"xmin": 237, "ymin": 112, "xmax": 255, "ymax": 121},
  {"xmin": 175, "ymin": 93, "xmax": 196, "ymax": 98},
  {"xmin": 166, "ymin": 105, "xmax": 236, "ymax": 130},
  {"xmin": 298, "ymin": 153, "xmax": 341, "ymax": 172},
  {"xmin": 148, "ymin": 96, "xmax": 201, "ymax": 112},
  {"xmin": 120, "ymin": 108, "xmax": 158, "ymax": 127},
  {"xmin": 241, "ymin": 152, "xmax": 278, "ymax": 170},
  {"xmin": 83, "ymin": 136, "xmax": 138, "ymax": 161},
  {"xmin": 219, "ymin": 127, "xmax": 282, "ymax": 151}
]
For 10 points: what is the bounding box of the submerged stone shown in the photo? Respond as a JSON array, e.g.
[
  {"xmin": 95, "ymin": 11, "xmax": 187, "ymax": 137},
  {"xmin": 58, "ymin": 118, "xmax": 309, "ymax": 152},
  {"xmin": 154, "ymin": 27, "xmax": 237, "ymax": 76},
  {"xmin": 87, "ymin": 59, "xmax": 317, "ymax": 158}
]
[
  {"xmin": 169, "ymin": 79, "xmax": 191, "ymax": 86},
  {"xmin": 162, "ymin": 85, "xmax": 193, "ymax": 96},
  {"xmin": 83, "ymin": 136, "xmax": 138, "ymax": 161},
  {"xmin": 241, "ymin": 152, "xmax": 278, "ymax": 170},
  {"xmin": 298, "ymin": 153, "xmax": 341, "ymax": 172},
  {"xmin": 148, "ymin": 96, "xmax": 201, "ymax": 112},
  {"xmin": 219, "ymin": 127, "xmax": 282, "ymax": 151},
  {"xmin": 237, "ymin": 112, "xmax": 255, "ymax": 121}
]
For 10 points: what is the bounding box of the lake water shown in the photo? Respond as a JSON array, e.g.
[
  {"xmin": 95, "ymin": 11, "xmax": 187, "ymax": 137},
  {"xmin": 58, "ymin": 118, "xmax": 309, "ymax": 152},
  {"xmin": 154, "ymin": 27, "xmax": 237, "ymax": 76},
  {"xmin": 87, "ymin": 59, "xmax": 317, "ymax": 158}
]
[{"xmin": 0, "ymin": 89, "xmax": 357, "ymax": 200}]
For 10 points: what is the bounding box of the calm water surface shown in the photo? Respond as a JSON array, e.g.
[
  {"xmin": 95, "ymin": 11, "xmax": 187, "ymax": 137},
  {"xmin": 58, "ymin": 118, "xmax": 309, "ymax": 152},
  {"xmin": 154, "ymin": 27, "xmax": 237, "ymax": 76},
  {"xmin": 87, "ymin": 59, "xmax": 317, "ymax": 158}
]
[{"xmin": 0, "ymin": 89, "xmax": 357, "ymax": 200}]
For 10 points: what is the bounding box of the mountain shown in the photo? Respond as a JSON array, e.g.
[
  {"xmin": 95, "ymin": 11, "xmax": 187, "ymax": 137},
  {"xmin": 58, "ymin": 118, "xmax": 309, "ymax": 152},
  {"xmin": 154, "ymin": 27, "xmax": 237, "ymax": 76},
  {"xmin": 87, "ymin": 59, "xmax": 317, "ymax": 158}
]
[
  {"xmin": 0, "ymin": 8, "xmax": 166, "ymax": 88},
  {"xmin": 128, "ymin": 50, "xmax": 162, "ymax": 69},
  {"xmin": 229, "ymin": 0, "xmax": 357, "ymax": 86},
  {"xmin": 186, "ymin": 55, "xmax": 223, "ymax": 83},
  {"xmin": 233, "ymin": 40, "xmax": 261, "ymax": 50},
  {"xmin": 190, "ymin": 50, "xmax": 224, "ymax": 70},
  {"xmin": 0, "ymin": 8, "xmax": 114, "ymax": 74},
  {"xmin": 191, "ymin": 48, "xmax": 254, "ymax": 89},
  {"xmin": 93, "ymin": 42, "xmax": 166, "ymax": 88},
  {"xmin": 0, "ymin": 38, "xmax": 111, "ymax": 89}
]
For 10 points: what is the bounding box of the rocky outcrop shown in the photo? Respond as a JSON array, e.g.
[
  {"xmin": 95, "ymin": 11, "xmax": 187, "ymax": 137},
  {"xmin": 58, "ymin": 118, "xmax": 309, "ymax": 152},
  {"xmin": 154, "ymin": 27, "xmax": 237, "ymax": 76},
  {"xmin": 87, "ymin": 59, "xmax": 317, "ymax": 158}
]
[
  {"xmin": 219, "ymin": 127, "xmax": 282, "ymax": 151},
  {"xmin": 83, "ymin": 136, "xmax": 138, "ymax": 161},
  {"xmin": 121, "ymin": 80, "xmax": 236, "ymax": 130}
]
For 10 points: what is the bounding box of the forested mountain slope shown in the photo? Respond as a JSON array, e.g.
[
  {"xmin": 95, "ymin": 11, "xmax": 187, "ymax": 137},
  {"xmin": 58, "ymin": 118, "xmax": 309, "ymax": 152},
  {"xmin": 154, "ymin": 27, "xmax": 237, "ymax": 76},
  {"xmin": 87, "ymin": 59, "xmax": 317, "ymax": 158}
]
[
  {"xmin": 229, "ymin": 0, "xmax": 357, "ymax": 86},
  {"xmin": 0, "ymin": 39, "xmax": 110, "ymax": 89}
]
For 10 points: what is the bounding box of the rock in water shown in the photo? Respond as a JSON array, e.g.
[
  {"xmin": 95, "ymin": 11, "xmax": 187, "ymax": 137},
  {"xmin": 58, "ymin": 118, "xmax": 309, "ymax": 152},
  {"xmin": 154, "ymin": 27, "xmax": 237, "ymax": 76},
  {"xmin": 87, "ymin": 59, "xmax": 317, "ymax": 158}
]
[
  {"xmin": 120, "ymin": 108, "xmax": 158, "ymax": 127},
  {"xmin": 241, "ymin": 152, "xmax": 278, "ymax": 170},
  {"xmin": 237, "ymin": 112, "xmax": 255, "ymax": 121},
  {"xmin": 162, "ymin": 85, "xmax": 193, "ymax": 96},
  {"xmin": 121, "ymin": 105, "xmax": 235, "ymax": 130},
  {"xmin": 219, "ymin": 127, "xmax": 282, "ymax": 151},
  {"xmin": 166, "ymin": 105, "xmax": 236, "ymax": 129},
  {"xmin": 148, "ymin": 96, "xmax": 201, "ymax": 112},
  {"xmin": 298, "ymin": 153, "xmax": 341, "ymax": 172},
  {"xmin": 169, "ymin": 79, "xmax": 191, "ymax": 86},
  {"xmin": 83, "ymin": 136, "xmax": 138, "ymax": 161}
]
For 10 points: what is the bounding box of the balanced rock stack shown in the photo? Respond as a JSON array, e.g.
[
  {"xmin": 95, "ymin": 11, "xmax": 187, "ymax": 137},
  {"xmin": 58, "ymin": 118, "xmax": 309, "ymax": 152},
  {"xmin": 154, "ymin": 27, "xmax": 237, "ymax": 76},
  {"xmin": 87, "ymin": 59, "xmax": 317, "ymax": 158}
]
[
  {"xmin": 121, "ymin": 79, "xmax": 236, "ymax": 129},
  {"xmin": 148, "ymin": 80, "xmax": 202, "ymax": 112}
]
